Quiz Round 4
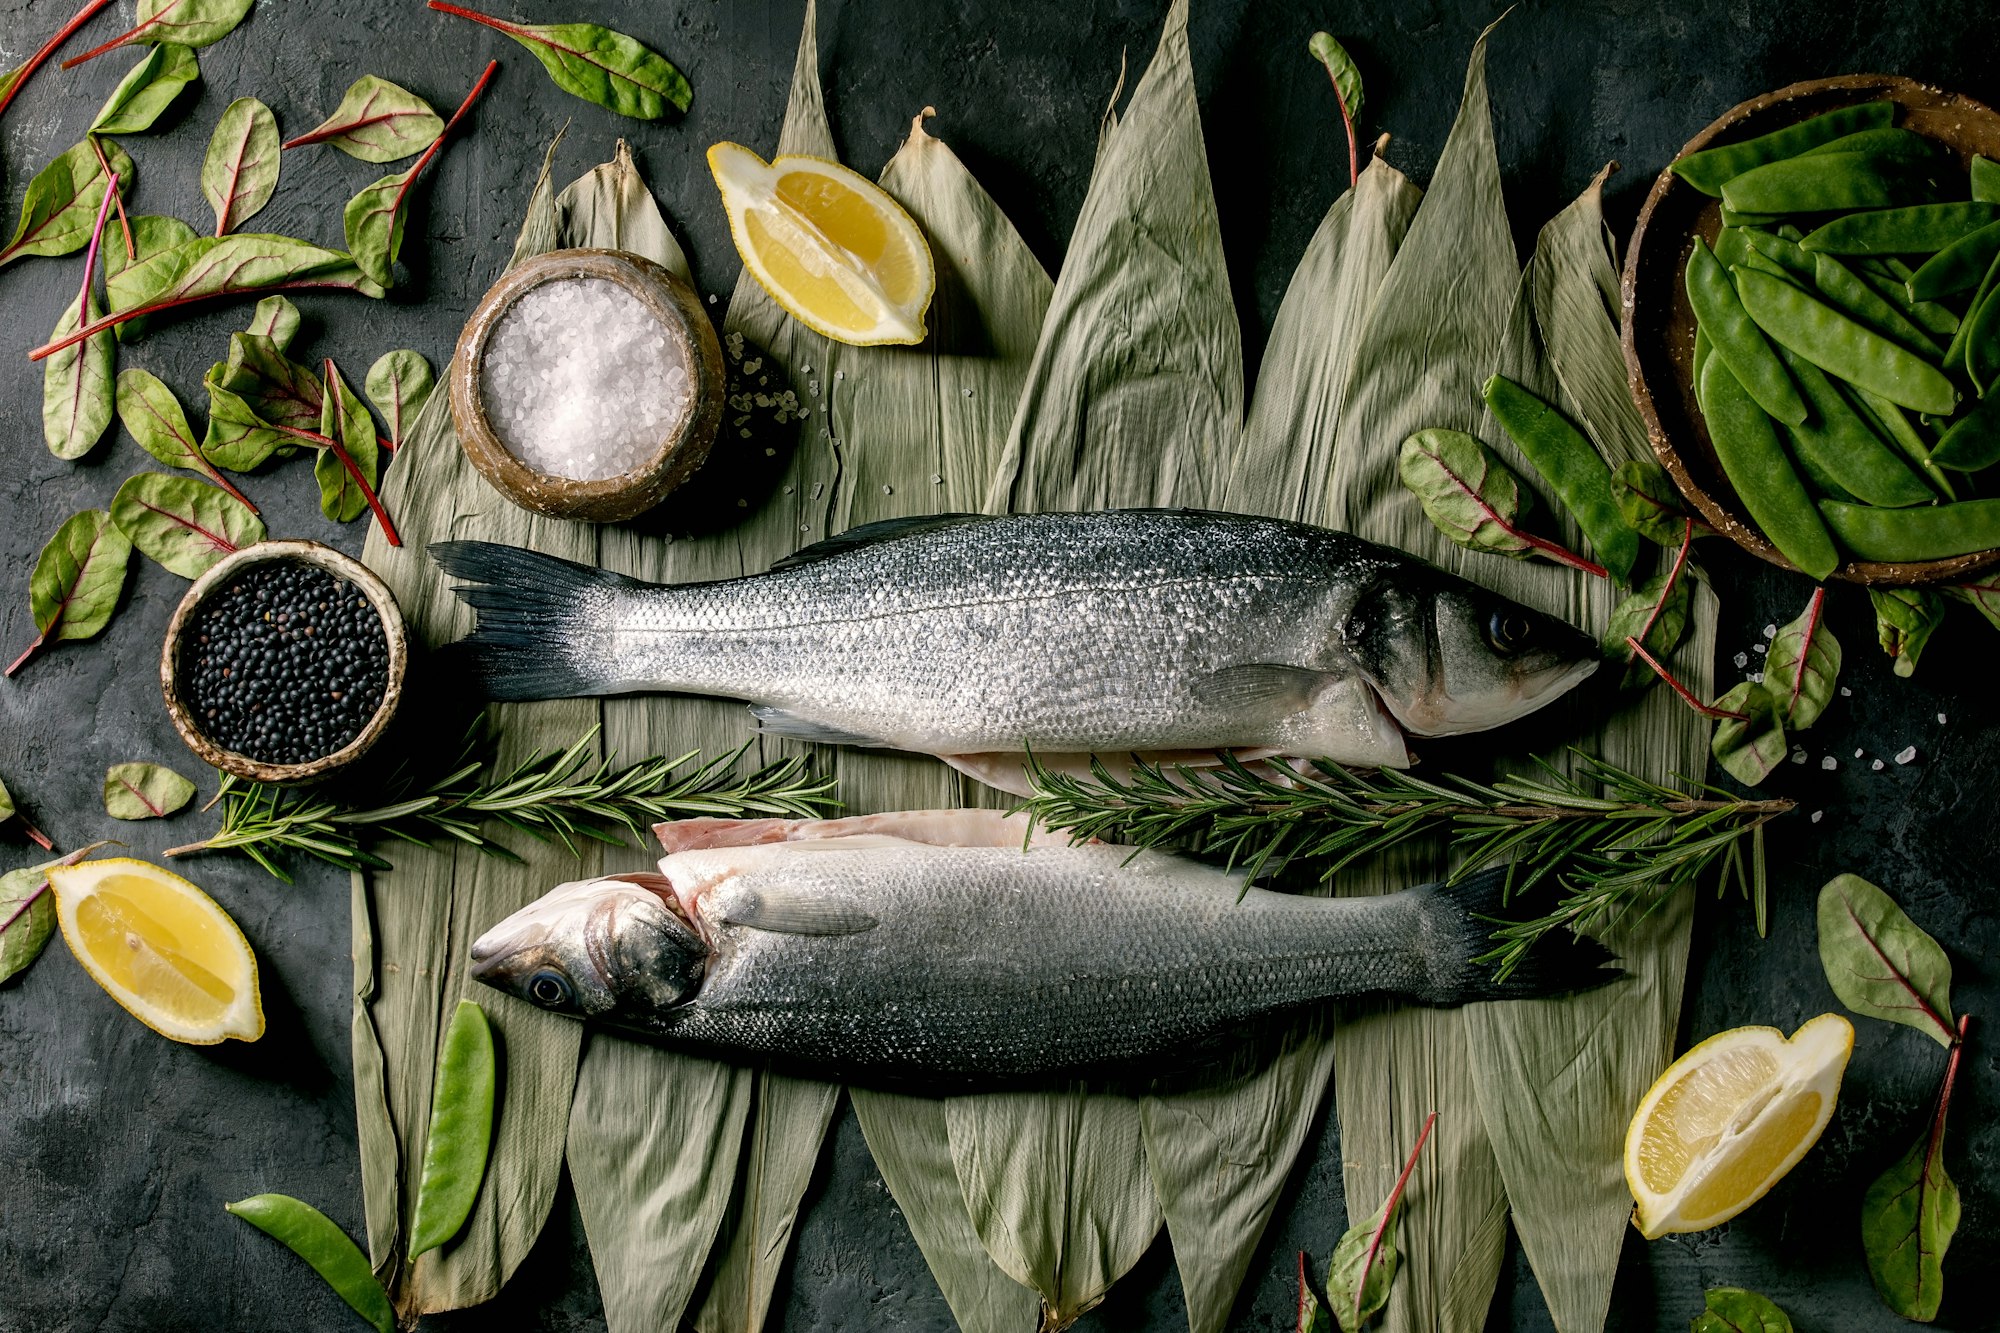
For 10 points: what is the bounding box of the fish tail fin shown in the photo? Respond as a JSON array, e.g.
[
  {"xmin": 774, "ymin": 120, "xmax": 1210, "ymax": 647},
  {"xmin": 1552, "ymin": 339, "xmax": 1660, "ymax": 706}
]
[
  {"xmin": 1413, "ymin": 865, "xmax": 1623, "ymax": 1004},
  {"xmin": 430, "ymin": 541, "xmax": 642, "ymax": 701}
]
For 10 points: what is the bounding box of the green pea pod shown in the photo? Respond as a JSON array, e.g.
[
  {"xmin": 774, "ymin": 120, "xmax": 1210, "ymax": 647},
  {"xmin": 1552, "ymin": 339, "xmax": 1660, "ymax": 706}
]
[
  {"xmin": 1773, "ymin": 345, "xmax": 1933, "ymax": 507},
  {"xmin": 407, "ymin": 998, "xmax": 496, "ymax": 1259},
  {"xmin": 1480, "ymin": 374, "xmax": 1639, "ymax": 583},
  {"xmin": 1801, "ymin": 202, "xmax": 2000, "ymax": 255},
  {"xmin": 1799, "ymin": 126, "xmax": 1941, "ymax": 163},
  {"xmin": 1788, "ymin": 438, "xmax": 1864, "ymax": 504},
  {"xmin": 1712, "ymin": 225, "xmax": 1755, "ymax": 271},
  {"xmin": 1719, "ymin": 207, "xmax": 1785, "ymax": 229},
  {"xmin": 1964, "ymin": 276, "xmax": 2000, "ymax": 393},
  {"xmin": 1687, "ymin": 238, "xmax": 1807, "ymax": 424},
  {"xmin": 1741, "ymin": 227, "xmax": 1815, "ymax": 279},
  {"xmin": 1735, "ymin": 248, "xmax": 1795, "ymax": 283},
  {"xmin": 1844, "ymin": 382, "xmax": 1956, "ymax": 500},
  {"xmin": 1721, "ymin": 152, "xmax": 1930, "ymax": 216},
  {"xmin": 1810, "ymin": 253, "xmax": 1943, "ymax": 357},
  {"xmin": 225, "ymin": 1194, "xmax": 394, "ymax": 1333},
  {"xmin": 1848, "ymin": 261, "xmax": 1959, "ymax": 338},
  {"xmin": 1943, "ymin": 249, "xmax": 2000, "ymax": 370},
  {"xmin": 1931, "ymin": 392, "xmax": 2000, "ymax": 471},
  {"xmin": 1906, "ymin": 220, "xmax": 2000, "ymax": 300},
  {"xmin": 1699, "ymin": 355, "xmax": 1839, "ymax": 579},
  {"xmin": 1821, "ymin": 497, "xmax": 2000, "ymax": 562},
  {"xmin": 1735, "ymin": 268, "xmax": 1958, "ymax": 417},
  {"xmin": 1974, "ymin": 156, "xmax": 2000, "ymax": 204},
  {"xmin": 1671, "ymin": 101, "xmax": 1894, "ymax": 196},
  {"xmin": 1693, "ymin": 325, "xmax": 1713, "ymax": 384}
]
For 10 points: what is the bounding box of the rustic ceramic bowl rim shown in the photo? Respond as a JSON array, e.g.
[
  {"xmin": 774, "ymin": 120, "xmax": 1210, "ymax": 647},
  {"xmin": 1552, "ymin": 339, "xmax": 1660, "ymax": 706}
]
[
  {"xmin": 1621, "ymin": 71, "xmax": 2000, "ymax": 587},
  {"xmin": 159, "ymin": 540, "xmax": 410, "ymax": 786},
  {"xmin": 452, "ymin": 248, "xmax": 718, "ymax": 519}
]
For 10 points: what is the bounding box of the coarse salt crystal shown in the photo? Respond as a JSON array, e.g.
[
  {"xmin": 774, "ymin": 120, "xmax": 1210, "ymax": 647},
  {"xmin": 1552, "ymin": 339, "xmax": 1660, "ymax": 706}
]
[
  {"xmin": 1937, "ymin": 713, "xmax": 1948, "ymax": 725},
  {"xmin": 1871, "ymin": 759, "xmax": 1884, "ymax": 771},
  {"xmin": 1733, "ymin": 652, "xmax": 1748, "ymax": 668},
  {"xmin": 1763, "ymin": 623, "xmax": 1777, "ymax": 638},
  {"xmin": 1840, "ymin": 686, "xmax": 1852, "ymax": 696},
  {"xmin": 1822, "ymin": 756, "xmax": 1838, "ymax": 771},
  {"xmin": 1811, "ymin": 810, "xmax": 1823, "ymax": 823},
  {"xmin": 1791, "ymin": 747, "xmax": 1808, "ymax": 764},
  {"xmin": 1896, "ymin": 746, "xmax": 1917, "ymax": 765},
  {"xmin": 882, "ymin": 484, "xmax": 893, "ymax": 495},
  {"xmin": 1854, "ymin": 748, "xmax": 1864, "ymax": 759}
]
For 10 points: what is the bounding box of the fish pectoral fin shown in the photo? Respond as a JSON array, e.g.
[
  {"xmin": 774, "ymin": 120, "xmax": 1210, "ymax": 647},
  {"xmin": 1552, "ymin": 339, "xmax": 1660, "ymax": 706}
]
[
  {"xmin": 748, "ymin": 707, "xmax": 892, "ymax": 748},
  {"xmin": 719, "ymin": 888, "xmax": 879, "ymax": 936},
  {"xmin": 1189, "ymin": 663, "xmax": 1335, "ymax": 714}
]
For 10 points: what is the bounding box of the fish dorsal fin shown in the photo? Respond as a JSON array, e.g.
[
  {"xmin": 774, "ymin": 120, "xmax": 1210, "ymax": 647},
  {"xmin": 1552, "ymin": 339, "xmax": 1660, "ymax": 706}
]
[
  {"xmin": 718, "ymin": 886, "xmax": 879, "ymax": 936},
  {"xmin": 1189, "ymin": 663, "xmax": 1334, "ymax": 713},
  {"xmin": 748, "ymin": 706, "xmax": 891, "ymax": 748},
  {"xmin": 766, "ymin": 513, "xmax": 994, "ymax": 573}
]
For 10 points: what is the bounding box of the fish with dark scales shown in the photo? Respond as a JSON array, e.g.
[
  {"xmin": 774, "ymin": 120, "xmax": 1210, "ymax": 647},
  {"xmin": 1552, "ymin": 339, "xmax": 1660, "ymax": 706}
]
[
  {"xmin": 468, "ymin": 810, "xmax": 1621, "ymax": 1080},
  {"xmin": 432, "ymin": 508, "xmax": 1602, "ymax": 795},
  {"xmin": 183, "ymin": 562, "xmax": 389, "ymax": 765}
]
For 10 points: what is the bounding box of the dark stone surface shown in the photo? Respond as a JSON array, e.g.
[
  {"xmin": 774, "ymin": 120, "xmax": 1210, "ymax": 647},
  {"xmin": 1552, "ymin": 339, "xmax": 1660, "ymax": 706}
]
[{"xmin": 2, "ymin": 0, "xmax": 1996, "ymax": 1329}]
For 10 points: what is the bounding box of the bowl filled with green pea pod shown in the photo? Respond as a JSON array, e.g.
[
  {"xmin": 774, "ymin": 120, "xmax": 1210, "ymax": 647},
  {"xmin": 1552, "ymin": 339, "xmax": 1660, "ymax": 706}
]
[{"xmin": 1624, "ymin": 73, "xmax": 2000, "ymax": 585}]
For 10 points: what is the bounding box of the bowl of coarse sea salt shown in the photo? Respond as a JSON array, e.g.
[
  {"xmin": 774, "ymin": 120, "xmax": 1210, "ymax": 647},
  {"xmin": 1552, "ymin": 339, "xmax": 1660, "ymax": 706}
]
[{"xmin": 452, "ymin": 248, "xmax": 725, "ymax": 522}]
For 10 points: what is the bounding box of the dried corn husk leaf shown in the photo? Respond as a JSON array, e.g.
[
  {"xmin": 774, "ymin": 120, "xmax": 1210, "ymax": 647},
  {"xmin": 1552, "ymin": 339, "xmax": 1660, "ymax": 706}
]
[
  {"xmin": 987, "ymin": 0, "xmax": 1240, "ymax": 514},
  {"xmin": 353, "ymin": 130, "xmax": 593, "ymax": 1316},
  {"xmin": 1320, "ymin": 23, "xmax": 1517, "ymax": 1332},
  {"xmin": 1461, "ymin": 169, "xmax": 1708, "ymax": 1333},
  {"xmin": 556, "ymin": 138, "xmax": 690, "ymax": 283}
]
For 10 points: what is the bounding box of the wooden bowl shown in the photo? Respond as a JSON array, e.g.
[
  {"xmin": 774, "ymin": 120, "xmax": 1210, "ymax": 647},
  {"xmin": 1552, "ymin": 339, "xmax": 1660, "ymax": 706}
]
[
  {"xmin": 1622, "ymin": 73, "xmax": 2000, "ymax": 586},
  {"xmin": 451, "ymin": 248, "xmax": 725, "ymax": 523},
  {"xmin": 160, "ymin": 541, "xmax": 410, "ymax": 785}
]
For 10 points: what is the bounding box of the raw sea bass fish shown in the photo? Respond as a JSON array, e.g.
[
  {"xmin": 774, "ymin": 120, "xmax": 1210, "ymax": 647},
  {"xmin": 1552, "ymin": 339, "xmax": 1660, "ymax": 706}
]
[
  {"xmin": 468, "ymin": 811, "xmax": 1617, "ymax": 1079},
  {"xmin": 432, "ymin": 509, "xmax": 1600, "ymax": 792}
]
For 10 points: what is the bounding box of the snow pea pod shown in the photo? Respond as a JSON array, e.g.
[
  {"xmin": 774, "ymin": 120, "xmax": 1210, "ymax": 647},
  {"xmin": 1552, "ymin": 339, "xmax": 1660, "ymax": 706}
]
[
  {"xmin": 1906, "ymin": 220, "xmax": 2000, "ymax": 301},
  {"xmin": 1811, "ymin": 253, "xmax": 1942, "ymax": 357},
  {"xmin": 1975, "ymin": 156, "xmax": 2000, "ymax": 204},
  {"xmin": 1844, "ymin": 383, "xmax": 1956, "ymax": 500},
  {"xmin": 1820, "ymin": 497, "xmax": 2000, "ymax": 562},
  {"xmin": 1687, "ymin": 237, "xmax": 1807, "ymax": 424},
  {"xmin": 1720, "ymin": 206, "xmax": 1784, "ymax": 229},
  {"xmin": 1964, "ymin": 281, "xmax": 2000, "ymax": 393},
  {"xmin": 1801, "ymin": 202, "xmax": 2000, "ymax": 255},
  {"xmin": 1799, "ymin": 126, "xmax": 1941, "ymax": 163},
  {"xmin": 1712, "ymin": 225, "xmax": 1755, "ymax": 271},
  {"xmin": 407, "ymin": 998, "xmax": 496, "ymax": 1259},
  {"xmin": 1943, "ymin": 249, "xmax": 2000, "ymax": 370},
  {"xmin": 1735, "ymin": 248, "xmax": 1793, "ymax": 283},
  {"xmin": 1931, "ymin": 392, "xmax": 2000, "ymax": 471},
  {"xmin": 1671, "ymin": 101, "xmax": 1894, "ymax": 197},
  {"xmin": 1721, "ymin": 152, "xmax": 1930, "ymax": 216},
  {"xmin": 225, "ymin": 1194, "xmax": 394, "ymax": 1333},
  {"xmin": 1693, "ymin": 326, "xmax": 1713, "ymax": 383},
  {"xmin": 1741, "ymin": 228, "xmax": 1814, "ymax": 279},
  {"xmin": 1773, "ymin": 344, "xmax": 1934, "ymax": 507},
  {"xmin": 1735, "ymin": 268, "xmax": 1958, "ymax": 417},
  {"xmin": 1699, "ymin": 355, "xmax": 1839, "ymax": 579},
  {"xmin": 1850, "ymin": 261, "xmax": 1959, "ymax": 338},
  {"xmin": 1481, "ymin": 373, "xmax": 1639, "ymax": 583}
]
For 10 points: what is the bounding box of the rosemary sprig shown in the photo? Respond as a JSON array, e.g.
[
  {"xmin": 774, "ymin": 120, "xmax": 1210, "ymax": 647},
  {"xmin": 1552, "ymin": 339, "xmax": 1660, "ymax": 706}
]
[
  {"xmin": 166, "ymin": 716, "xmax": 838, "ymax": 882},
  {"xmin": 1020, "ymin": 750, "xmax": 1793, "ymax": 979}
]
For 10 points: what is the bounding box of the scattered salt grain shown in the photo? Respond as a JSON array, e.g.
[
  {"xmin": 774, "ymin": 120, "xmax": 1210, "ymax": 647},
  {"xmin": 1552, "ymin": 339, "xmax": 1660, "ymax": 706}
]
[
  {"xmin": 1871, "ymin": 759, "xmax": 1884, "ymax": 771},
  {"xmin": 1749, "ymin": 672, "xmax": 1763, "ymax": 683},
  {"xmin": 1840, "ymin": 686, "xmax": 1852, "ymax": 696},
  {"xmin": 963, "ymin": 387, "xmax": 974, "ymax": 398},
  {"xmin": 1753, "ymin": 642, "xmax": 1767, "ymax": 654},
  {"xmin": 932, "ymin": 473, "xmax": 943, "ymax": 485},
  {"xmin": 1896, "ymin": 745, "xmax": 1918, "ymax": 765},
  {"xmin": 834, "ymin": 370, "xmax": 846, "ymax": 381},
  {"xmin": 1733, "ymin": 652, "xmax": 1748, "ymax": 668},
  {"xmin": 1937, "ymin": 712, "xmax": 1948, "ymax": 725},
  {"xmin": 882, "ymin": 484, "xmax": 893, "ymax": 495},
  {"xmin": 480, "ymin": 277, "xmax": 691, "ymax": 483},
  {"xmin": 737, "ymin": 498, "xmax": 748, "ymax": 508},
  {"xmin": 1790, "ymin": 747, "xmax": 1808, "ymax": 765},
  {"xmin": 1811, "ymin": 810, "xmax": 1823, "ymax": 823},
  {"xmin": 1822, "ymin": 756, "xmax": 1838, "ymax": 771},
  {"xmin": 1763, "ymin": 623, "xmax": 1777, "ymax": 638},
  {"xmin": 801, "ymin": 364, "xmax": 812, "ymax": 375},
  {"xmin": 1854, "ymin": 748, "xmax": 1864, "ymax": 759},
  {"xmin": 707, "ymin": 293, "xmax": 717, "ymax": 304}
]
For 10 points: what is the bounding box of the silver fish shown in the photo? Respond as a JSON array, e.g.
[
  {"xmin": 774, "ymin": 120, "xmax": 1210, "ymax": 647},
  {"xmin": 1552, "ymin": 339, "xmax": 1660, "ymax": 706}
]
[
  {"xmin": 468, "ymin": 810, "xmax": 1616, "ymax": 1079},
  {"xmin": 432, "ymin": 510, "xmax": 1599, "ymax": 794}
]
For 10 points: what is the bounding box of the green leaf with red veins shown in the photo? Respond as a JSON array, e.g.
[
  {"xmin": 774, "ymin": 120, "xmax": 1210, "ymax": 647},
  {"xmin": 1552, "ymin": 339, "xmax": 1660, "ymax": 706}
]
[
  {"xmin": 104, "ymin": 761, "xmax": 197, "ymax": 820},
  {"xmin": 286, "ymin": 75, "xmax": 442, "ymax": 163},
  {"xmin": 1949, "ymin": 578, "xmax": 2000, "ymax": 630},
  {"xmin": 1869, "ymin": 587, "xmax": 1945, "ymax": 679},
  {"xmin": 1602, "ymin": 569, "xmax": 1691, "ymax": 668},
  {"xmin": 42, "ymin": 287, "xmax": 115, "ymax": 460},
  {"xmin": 0, "ymin": 138, "xmax": 134, "ymax": 267},
  {"xmin": 243, "ymin": 294, "xmax": 300, "ymax": 351},
  {"xmin": 199, "ymin": 381, "xmax": 290, "ymax": 472},
  {"xmin": 29, "ymin": 508, "xmax": 133, "ymax": 646},
  {"xmin": 0, "ymin": 863, "xmax": 59, "ymax": 984},
  {"xmin": 1816, "ymin": 873, "xmax": 1956, "ymax": 1045},
  {"xmin": 202, "ymin": 97, "xmax": 281, "ymax": 235},
  {"xmin": 1399, "ymin": 427, "xmax": 1531, "ymax": 554},
  {"xmin": 1710, "ymin": 680, "xmax": 1787, "ymax": 787},
  {"xmin": 110, "ymin": 472, "xmax": 265, "ymax": 578},
  {"xmin": 116, "ymin": 368, "xmax": 258, "ymax": 510},
  {"xmin": 365, "ymin": 349, "xmax": 434, "ymax": 448},
  {"xmin": 1690, "ymin": 1287, "xmax": 1794, "ymax": 1333},
  {"xmin": 63, "ymin": 0, "xmax": 253, "ymax": 66},
  {"xmin": 1611, "ymin": 458, "xmax": 1702, "ymax": 546},
  {"xmin": 90, "ymin": 43, "xmax": 200, "ymax": 134},
  {"xmin": 213, "ymin": 332, "xmax": 324, "ymax": 434},
  {"xmin": 103, "ymin": 214, "xmax": 198, "ymax": 339},
  {"xmin": 1765, "ymin": 588, "xmax": 1840, "ymax": 729},
  {"xmin": 428, "ymin": 2, "xmax": 690, "ymax": 119},
  {"xmin": 314, "ymin": 362, "xmax": 381, "ymax": 523},
  {"xmin": 343, "ymin": 165, "xmax": 414, "ymax": 289}
]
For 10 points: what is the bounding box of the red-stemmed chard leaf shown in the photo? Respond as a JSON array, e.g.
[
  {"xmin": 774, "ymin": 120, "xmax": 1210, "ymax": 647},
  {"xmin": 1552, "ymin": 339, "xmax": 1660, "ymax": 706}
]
[
  {"xmin": 1399, "ymin": 428, "xmax": 1609, "ymax": 577},
  {"xmin": 317, "ymin": 359, "xmax": 400, "ymax": 545},
  {"xmin": 1817, "ymin": 874, "xmax": 1957, "ymax": 1046},
  {"xmin": 343, "ymin": 60, "xmax": 496, "ymax": 288},
  {"xmin": 201, "ymin": 96, "xmax": 280, "ymax": 235},
  {"xmin": 0, "ymin": 0, "xmax": 118, "ymax": 120},
  {"xmin": 1322, "ymin": 1111, "xmax": 1436, "ymax": 1331},
  {"xmin": 284, "ymin": 75, "xmax": 442, "ymax": 163},
  {"xmin": 42, "ymin": 168, "xmax": 120, "ymax": 460},
  {"xmin": 103, "ymin": 762, "xmax": 196, "ymax": 820},
  {"xmin": 60, "ymin": 0, "xmax": 253, "ymax": 69},
  {"xmin": 1766, "ymin": 587, "xmax": 1841, "ymax": 729},
  {"xmin": 1307, "ymin": 32, "xmax": 1363, "ymax": 187},
  {"xmin": 0, "ymin": 775, "xmax": 56, "ymax": 852},
  {"xmin": 0, "ymin": 137, "xmax": 133, "ymax": 269},
  {"xmin": 7, "ymin": 509, "xmax": 133, "ymax": 677},
  {"xmin": 116, "ymin": 368, "xmax": 258, "ymax": 512},
  {"xmin": 1862, "ymin": 1014, "xmax": 1969, "ymax": 1321},
  {"xmin": 109, "ymin": 472, "xmax": 266, "ymax": 578},
  {"xmin": 427, "ymin": 2, "xmax": 689, "ymax": 119},
  {"xmin": 365, "ymin": 350, "xmax": 434, "ymax": 451}
]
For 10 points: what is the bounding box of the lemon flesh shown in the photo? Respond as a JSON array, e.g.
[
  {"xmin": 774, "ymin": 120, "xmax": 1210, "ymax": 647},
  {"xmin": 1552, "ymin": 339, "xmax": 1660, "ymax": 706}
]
[
  {"xmin": 50, "ymin": 858, "xmax": 264, "ymax": 1045},
  {"xmin": 1625, "ymin": 1012, "xmax": 1851, "ymax": 1237},
  {"xmin": 710, "ymin": 141, "xmax": 933, "ymax": 346}
]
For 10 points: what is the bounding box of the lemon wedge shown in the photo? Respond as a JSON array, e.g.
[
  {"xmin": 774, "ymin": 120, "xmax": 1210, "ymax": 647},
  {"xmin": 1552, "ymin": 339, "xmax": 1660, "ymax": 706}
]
[
  {"xmin": 1625, "ymin": 1013, "xmax": 1852, "ymax": 1237},
  {"xmin": 709, "ymin": 141, "xmax": 933, "ymax": 346},
  {"xmin": 48, "ymin": 858, "xmax": 264, "ymax": 1045}
]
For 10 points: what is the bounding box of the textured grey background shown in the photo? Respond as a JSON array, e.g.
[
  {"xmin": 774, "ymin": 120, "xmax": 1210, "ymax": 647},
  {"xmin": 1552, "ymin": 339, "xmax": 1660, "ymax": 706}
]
[{"xmin": 2, "ymin": 0, "xmax": 1997, "ymax": 1329}]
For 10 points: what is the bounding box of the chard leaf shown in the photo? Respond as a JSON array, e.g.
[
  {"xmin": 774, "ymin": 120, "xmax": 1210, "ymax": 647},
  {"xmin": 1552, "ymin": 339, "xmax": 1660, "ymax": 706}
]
[
  {"xmin": 1869, "ymin": 587, "xmax": 1945, "ymax": 678},
  {"xmin": 1711, "ymin": 680, "xmax": 1787, "ymax": 787},
  {"xmin": 110, "ymin": 472, "xmax": 265, "ymax": 577},
  {"xmin": 90, "ymin": 0, "xmax": 254, "ymax": 54},
  {"xmin": 0, "ymin": 138, "xmax": 134, "ymax": 267},
  {"xmin": 42, "ymin": 286, "xmax": 116, "ymax": 460},
  {"xmin": 1399, "ymin": 428, "xmax": 1531, "ymax": 555},
  {"xmin": 1323, "ymin": 1208, "xmax": 1400, "ymax": 1333},
  {"xmin": 0, "ymin": 775, "xmax": 13, "ymax": 824},
  {"xmin": 1691, "ymin": 1287, "xmax": 1793, "ymax": 1333},
  {"xmin": 90, "ymin": 43, "xmax": 199, "ymax": 134},
  {"xmin": 1307, "ymin": 33, "xmax": 1363, "ymax": 125},
  {"xmin": 429, "ymin": 2, "xmax": 690, "ymax": 119},
  {"xmin": 116, "ymin": 368, "xmax": 260, "ymax": 510},
  {"xmin": 342, "ymin": 167, "xmax": 415, "ymax": 289},
  {"xmin": 315, "ymin": 362, "xmax": 381, "ymax": 523},
  {"xmin": 103, "ymin": 214, "xmax": 198, "ymax": 339},
  {"xmin": 1611, "ymin": 458, "xmax": 1701, "ymax": 546},
  {"xmin": 103, "ymin": 761, "xmax": 196, "ymax": 820},
  {"xmin": 1816, "ymin": 873, "xmax": 1955, "ymax": 1045},
  {"xmin": 244, "ymin": 293, "xmax": 300, "ymax": 350},
  {"xmin": 1949, "ymin": 579, "xmax": 2000, "ymax": 631},
  {"xmin": 1603, "ymin": 568, "xmax": 1691, "ymax": 673},
  {"xmin": 202, "ymin": 97, "xmax": 281, "ymax": 235},
  {"xmin": 1863, "ymin": 1115, "xmax": 1959, "ymax": 1321},
  {"xmin": 1765, "ymin": 588, "xmax": 1840, "ymax": 728},
  {"xmin": 365, "ymin": 350, "xmax": 435, "ymax": 449},
  {"xmin": 0, "ymin": 866, "xmax": 58, "ymax": 984},
  {"xmin": 215, "ymin": 332, "xmax": 324, "ymax": 433},
  {"xmin": 200, "ymin": 380, "xmax": 290, "ymax": 472},
  {"xmin": 285, "ymin": 75, "xmax": 442, "ymax": 163},
  {"xmin": 30, "ymin": 509, "xmax": 133, "ymax": 645}
]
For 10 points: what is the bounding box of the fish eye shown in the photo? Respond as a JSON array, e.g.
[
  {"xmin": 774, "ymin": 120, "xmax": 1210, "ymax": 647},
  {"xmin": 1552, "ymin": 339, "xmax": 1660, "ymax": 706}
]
[
  {"xmin": 528, "ymin": 970, "xmax": 572, "ymax": 1008},
  {"xmin": 1486, "ymin": 610, "xmax": 1534, "ymax": 654}
]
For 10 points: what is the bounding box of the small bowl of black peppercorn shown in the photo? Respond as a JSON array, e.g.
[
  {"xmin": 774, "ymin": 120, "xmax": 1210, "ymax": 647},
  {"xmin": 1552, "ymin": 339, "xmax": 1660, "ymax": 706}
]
[{"xmin": 161, "ymin": 540, "xmax": 409, "ymax": 785}]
